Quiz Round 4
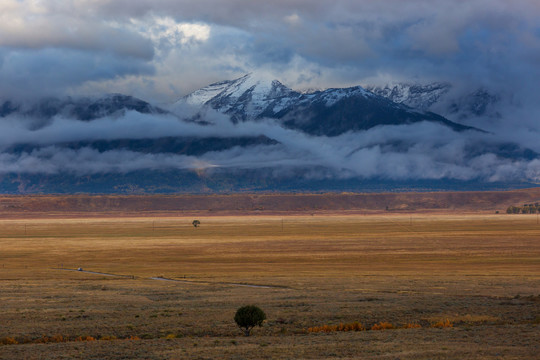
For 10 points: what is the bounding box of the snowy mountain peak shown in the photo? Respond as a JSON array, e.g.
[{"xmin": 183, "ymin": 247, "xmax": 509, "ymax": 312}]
[
  {"xmin": 366, "ymin": 82, "xmax": 451, "ymax": 110},
  {"xmin": 182, "ymin": 73, "xmax": 293, "ymax": 107},
  {"xmin": 314, "ymin": 86, "xmax": 375, "ymax": 107},
  {"xmin": 366, "ymin": 82, "xmax": 502, "ymax": 122},
  {"xmin": 178, "ymin": 74, "xmax": 301, "ymax": 122}
]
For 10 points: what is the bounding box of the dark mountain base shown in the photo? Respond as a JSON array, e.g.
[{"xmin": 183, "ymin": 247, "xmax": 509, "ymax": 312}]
[{"xmin": 1, "ymin": 169, "xmax": 537, "ymax": 194}]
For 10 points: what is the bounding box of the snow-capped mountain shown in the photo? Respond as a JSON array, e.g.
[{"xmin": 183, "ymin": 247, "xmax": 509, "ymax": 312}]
[
  {"xmin": 1, "ymin": 74, "xmax": 536, "ymax": 194},
  {"xmin": 180, "ymin": 73, "xmax": 302, "ymax": 122},
  {"xmin": 177, "ymin": 74, "xmax": 475, "ymax": 136},
  {"xmin": 365, "ymin": 82, "xmax": 452, "ymax": 110},
  {"xmin": 366, "ymin": 83, "xmax": 501, "ymax": 121}
]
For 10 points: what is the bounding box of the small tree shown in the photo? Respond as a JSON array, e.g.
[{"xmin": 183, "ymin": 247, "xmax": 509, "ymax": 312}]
[
  {"xmin": 234, "ymin": 305, "xmax": 266, "ymax": 336},
  {"xmin": 192, "ymin": 220, "xmax": 200, "ymax": 227}
]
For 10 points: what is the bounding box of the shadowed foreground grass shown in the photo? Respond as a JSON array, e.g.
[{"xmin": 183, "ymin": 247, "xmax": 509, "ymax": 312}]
[{"xmin": 0, "ymin": 214, "xmax": 539, "ymax": 359}]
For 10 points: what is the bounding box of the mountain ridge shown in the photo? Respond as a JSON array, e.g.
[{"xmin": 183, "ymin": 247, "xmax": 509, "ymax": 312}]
[
  {"xmin": 0, "ymin": 94, "xmax": 168, "ymax": 123},
  {"xmin": 366, "ymin": 82, "xmax": 502, "ymax": 121},
  {"xmin": 177, "ymin": 74, "xmax": 477, "ymax": 135}
]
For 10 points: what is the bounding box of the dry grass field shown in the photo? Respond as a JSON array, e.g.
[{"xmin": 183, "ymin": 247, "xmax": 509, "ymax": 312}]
[{"xmin": 0, "ymin": 213, "xmax": 539, "ymax": 359}]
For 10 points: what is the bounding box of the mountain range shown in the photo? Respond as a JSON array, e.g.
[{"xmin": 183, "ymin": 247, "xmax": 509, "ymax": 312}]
[
  {"xmin": 366, "ymin": 82, "xmax": 502, "ymax": 122},
  {"xmin": 0, "ymin": 74, "xmax": 537, "ymax": 194},
  {"xmin": 179, "ymin": 74, "xmax": 475, "ymax": 135}
]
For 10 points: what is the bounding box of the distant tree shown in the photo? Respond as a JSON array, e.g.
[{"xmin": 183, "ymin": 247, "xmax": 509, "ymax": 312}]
[
  {"xmin": 234, "ymin": 305, "xmax": 266, "ymax": 336},
  {"xmin": 505, "ymin": 205, "xmax": 540, "ymax": 214},
  {"xmin": 192, "ymin": 220, "xmax": 200, "ymax": 227},
  {"xmin": 506, "ymin": 206, "xmax": 521, "ymax": 214}
]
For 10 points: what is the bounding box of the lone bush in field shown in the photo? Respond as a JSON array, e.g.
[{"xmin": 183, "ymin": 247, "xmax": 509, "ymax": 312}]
[
  {"xmin": 192, "ymin": 220, "xmax": 200, "ymax": 227},
  {"xmin": 234, "ymin": 305, "xmax": 266, "ymax": 336}
]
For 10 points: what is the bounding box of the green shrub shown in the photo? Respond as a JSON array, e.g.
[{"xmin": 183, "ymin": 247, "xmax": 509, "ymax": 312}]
[{"xmin": 234, "ymin": 305, "xmax": 266, "ymax": 336}]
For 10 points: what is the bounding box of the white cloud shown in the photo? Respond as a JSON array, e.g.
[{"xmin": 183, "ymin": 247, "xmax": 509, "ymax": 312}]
[
  {"xmin": 284, "ymin": 13, "xmax": 301, "ymax": 26},
  {"xmin": 131, "ymin": 16, "xmax": 211, "ymax": 47},
  {"xmin": 1, "ymin": 108, "xmax": 539, "ymax": 183}
]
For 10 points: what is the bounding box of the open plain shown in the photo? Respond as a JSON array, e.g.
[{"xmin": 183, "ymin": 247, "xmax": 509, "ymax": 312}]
[{"xmin": 0, "ymin": 194, "xmax": 539, "ymax": 359}]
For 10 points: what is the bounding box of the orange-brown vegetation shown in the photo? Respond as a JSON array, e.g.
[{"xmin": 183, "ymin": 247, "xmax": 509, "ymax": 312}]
[
  {"xmin": 0, "ymin": 337, "xmax": 18, "ymax": 345},
  {"xmin": 431, "ymin": 319, "xmax": 454, "ymax": 328},
  {"xmin": 370, "ymin": 322, "xmax": 395, "ymax": 330},
  {"xmin": 0, "ymin": 334, "xmax": 144, "ymax": 346},
  {"xmin": 308, "ymin": 321, "xmax": 425, "ymax": 333},
  {"xmin": 402, "ymin": 323, "xmax": 422, "ymax": 329},
  {"xmin": 307, "ymin": 322, "xmax": 365, "ymax": 333}
]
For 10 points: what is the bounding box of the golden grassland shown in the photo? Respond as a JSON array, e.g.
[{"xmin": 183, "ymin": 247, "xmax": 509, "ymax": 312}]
[{"xmin": 0, "ymin": 213, "xmax": 539, "ymax": 359}]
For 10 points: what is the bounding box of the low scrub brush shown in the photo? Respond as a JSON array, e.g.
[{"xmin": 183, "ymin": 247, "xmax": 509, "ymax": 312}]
[
  {"xmin": 371, "ymin": 322, "xmax": 394, "ymax": 330},
  {"xmin": 432, "ymin": 319, "xmax": 453, "ymax": 328},
  {"xmin": 307, "ymin": 322, "xmax": 365, "ymax": 333}
]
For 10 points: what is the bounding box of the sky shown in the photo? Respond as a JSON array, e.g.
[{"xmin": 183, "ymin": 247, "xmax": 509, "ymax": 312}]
[
  {"xmin": 1, "ymin": 0, "xmax": 539, "ymax": 103},
  {"xmin": 0, "ymin": 0, "xmax": 539, "ymax": 185}
]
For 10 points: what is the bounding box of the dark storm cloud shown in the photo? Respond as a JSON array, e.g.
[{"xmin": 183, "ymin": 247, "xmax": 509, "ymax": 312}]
[
  {"xmin": 0, "ymin": 1, "xmax": 154, "ymax": 59},
  {"xmin": 0, "ymin": 49, "xmax": 154, "ymax": 101},
  {"xmin": 2, "ymin": 0, "xmax": 539, "ymax": 100},
  {"xmin": 82, "ymin": 1, "xmax": 540, "ymax": 68}
]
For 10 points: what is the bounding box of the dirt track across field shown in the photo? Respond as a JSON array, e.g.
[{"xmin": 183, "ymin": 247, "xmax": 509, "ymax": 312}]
[{"xmin": 54, "ymin": 268, "xmax": 285, "ymax": 289}]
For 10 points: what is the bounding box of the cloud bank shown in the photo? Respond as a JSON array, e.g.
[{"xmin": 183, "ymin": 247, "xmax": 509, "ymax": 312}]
[{"xmin": 1, "ymin": 109, "xmax": 539, "ymax": 183}]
